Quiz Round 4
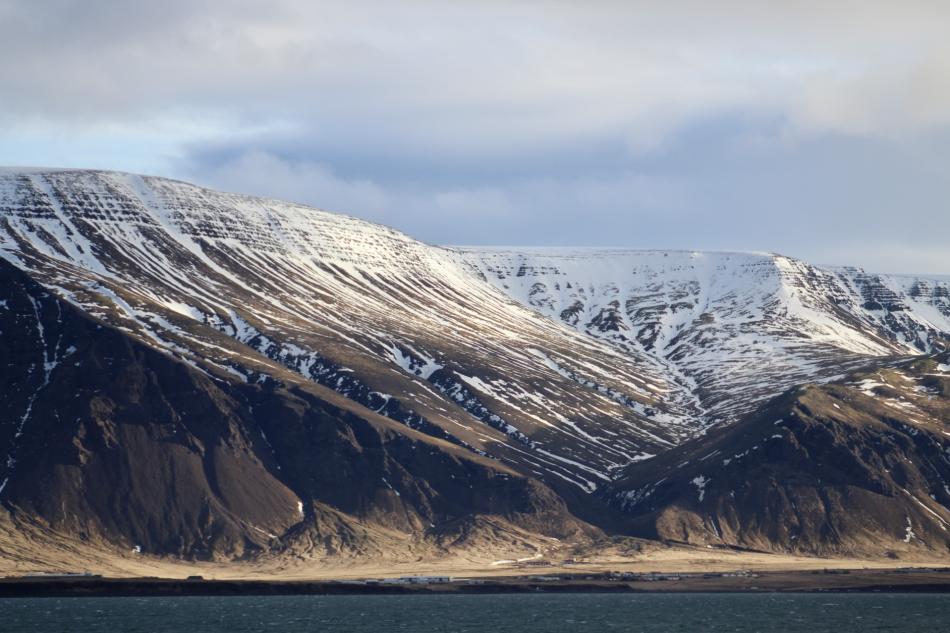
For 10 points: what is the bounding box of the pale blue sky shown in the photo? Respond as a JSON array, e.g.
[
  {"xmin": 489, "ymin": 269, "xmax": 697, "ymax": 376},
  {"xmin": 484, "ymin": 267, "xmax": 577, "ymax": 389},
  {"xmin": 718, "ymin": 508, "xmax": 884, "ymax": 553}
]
[{"xmin": 1, "ymin": 1, "xmax": 949, "ymax": 273}]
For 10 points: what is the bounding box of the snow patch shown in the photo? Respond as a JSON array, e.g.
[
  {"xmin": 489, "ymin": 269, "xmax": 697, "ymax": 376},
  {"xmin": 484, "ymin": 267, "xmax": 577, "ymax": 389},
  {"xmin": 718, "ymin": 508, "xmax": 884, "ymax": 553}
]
[
  {"xmin": 691, "ymin": 475, "xmax": 710, "ymax": 502},
  {"xmin": 903, "ymin": 516, "xmax": 917, "ymax": 543}
]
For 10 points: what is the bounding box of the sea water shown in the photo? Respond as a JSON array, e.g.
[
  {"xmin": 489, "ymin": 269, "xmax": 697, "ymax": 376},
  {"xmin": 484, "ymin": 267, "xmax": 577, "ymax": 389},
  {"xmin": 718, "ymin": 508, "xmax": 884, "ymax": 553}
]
[{"xmin": 1, "ymin": 593, "xmax": 948, "ymax": 632}]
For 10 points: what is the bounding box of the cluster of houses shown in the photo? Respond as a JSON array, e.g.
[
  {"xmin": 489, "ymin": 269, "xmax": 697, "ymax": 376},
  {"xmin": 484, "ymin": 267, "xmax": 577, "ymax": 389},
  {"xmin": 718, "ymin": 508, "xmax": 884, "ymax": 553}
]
[
  {"xmin": 376, "ymin": 576, "xmax": 454, "ymax": 585},
  {"xmin": 337, "ymin": 569, "xmax": 769, "ymax": 586}
]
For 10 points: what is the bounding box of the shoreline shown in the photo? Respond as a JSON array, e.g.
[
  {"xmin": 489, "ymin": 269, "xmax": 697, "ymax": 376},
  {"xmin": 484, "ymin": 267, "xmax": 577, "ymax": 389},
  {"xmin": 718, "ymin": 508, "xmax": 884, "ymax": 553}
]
[{"xmin": 3, "ymin": 568, "xmax": 950, "ymax": 597}]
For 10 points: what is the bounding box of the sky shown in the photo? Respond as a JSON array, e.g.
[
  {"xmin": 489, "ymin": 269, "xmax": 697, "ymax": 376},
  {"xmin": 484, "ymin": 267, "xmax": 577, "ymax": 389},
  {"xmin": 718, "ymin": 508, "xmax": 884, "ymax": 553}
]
[{"xmin": 1, "ymin": 1, "xmax": 949, "ymax": 274}]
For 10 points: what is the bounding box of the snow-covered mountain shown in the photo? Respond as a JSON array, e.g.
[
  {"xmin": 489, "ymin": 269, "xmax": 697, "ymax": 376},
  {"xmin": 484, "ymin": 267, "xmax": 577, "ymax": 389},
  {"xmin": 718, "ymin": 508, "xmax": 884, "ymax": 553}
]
[
  {"xmin": 2, "ymin": 168, "xmax": 949, "ymax": 562},
  {"xmin": 454, "ymin": 247, "xmax": 950, "ymax": 424},
  {"xmin": 0, "ymin": 170, "xmax": 695, "ymax": 498}
]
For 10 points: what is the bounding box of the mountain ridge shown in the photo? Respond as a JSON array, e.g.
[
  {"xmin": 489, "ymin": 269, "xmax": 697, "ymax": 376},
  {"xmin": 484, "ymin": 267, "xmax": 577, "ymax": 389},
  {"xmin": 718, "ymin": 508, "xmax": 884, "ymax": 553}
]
[
  {"xmin": 454, "ymin": 246, "xmax": 950, "ymax": 424},
  {"xmin": 2, "ymin": 167, "xmax": 949, "ymax": 566}
]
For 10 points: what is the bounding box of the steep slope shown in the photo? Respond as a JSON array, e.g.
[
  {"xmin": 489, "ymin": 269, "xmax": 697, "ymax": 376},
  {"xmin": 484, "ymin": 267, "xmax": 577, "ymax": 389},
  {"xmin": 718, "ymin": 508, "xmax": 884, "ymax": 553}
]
[
  {"xmin": 0, "ymin": 257, "xmax": 592, "ymax": 560},
  {"xmin": 0, "ymin": 170, "xmax": 697, "ymax": 495},
  {"xmin": 601, "ymin": 353, "xmax": 950, "ymax": 557},
  {"xmin": 455, "ymin": 248, "xmax": 950, "ymax": 425},
  {"xmin": 4, "ymin": 168, "xmax": 950, "ymax": 565}
]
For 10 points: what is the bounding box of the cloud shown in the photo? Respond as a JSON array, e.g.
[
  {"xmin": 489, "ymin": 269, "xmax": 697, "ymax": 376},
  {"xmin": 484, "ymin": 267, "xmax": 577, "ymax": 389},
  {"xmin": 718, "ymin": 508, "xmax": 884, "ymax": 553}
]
[
  {"xmin": 2, "ymin": 1, "xmax": 950, "ymax": 272},
  {"xmin": 187, "ymin": 151, "xmax": 390, "ymax": 217},
  {"xmin": 185, "ymin": 148, "xmax": 689, "ymax": 241},
  {"xmin": 5, "ymin": 1, "xmax": 950, "ymax": 143},
  {"xmin": 792, "ymin": 56, "xmax": 950, "ymax": 139},
  {"xmin": 183, "ymin": 123, "xmax": 950, "ymax": 274}
]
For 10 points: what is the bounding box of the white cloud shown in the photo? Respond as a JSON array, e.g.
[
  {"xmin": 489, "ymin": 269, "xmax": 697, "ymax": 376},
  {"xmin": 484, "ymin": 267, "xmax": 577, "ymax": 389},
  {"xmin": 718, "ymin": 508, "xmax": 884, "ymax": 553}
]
[
  {"xmin": 792, "ymin": 55, "xmax": 950, "ymax": 139},
  {"xmin": 3, "ymin": 1, "xmax": 950, "ymax": 145},
  {"xmin": 2, "ymin": 1, "xmax": 950, "ymax": 272}
]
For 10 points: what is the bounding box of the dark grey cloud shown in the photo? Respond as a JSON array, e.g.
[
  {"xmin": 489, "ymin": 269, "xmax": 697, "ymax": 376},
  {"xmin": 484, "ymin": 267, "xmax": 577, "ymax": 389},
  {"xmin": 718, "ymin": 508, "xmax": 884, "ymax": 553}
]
[
  {"xmin": 182, "ymin": 118, "xmax": 950, "ymax": 274},
  {"xmin": 1, "ymin": 1, "xmax": 949, "ymax": 273}
]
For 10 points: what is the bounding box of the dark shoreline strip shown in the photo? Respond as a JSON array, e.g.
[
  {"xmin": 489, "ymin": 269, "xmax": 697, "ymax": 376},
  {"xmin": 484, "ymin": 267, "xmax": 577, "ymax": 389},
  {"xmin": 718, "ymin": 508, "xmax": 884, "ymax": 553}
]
[{"xmin": 3, "ymin": 576, "xmax": 950, "ymax": 598}]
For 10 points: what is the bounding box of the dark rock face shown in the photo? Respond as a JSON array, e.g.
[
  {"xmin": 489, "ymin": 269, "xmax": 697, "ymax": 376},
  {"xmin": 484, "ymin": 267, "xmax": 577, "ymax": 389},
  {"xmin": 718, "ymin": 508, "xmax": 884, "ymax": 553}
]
[
  {"xmin": 0, "ymin": 260, "xmax": 299, "ymax": 557},
  {"xmin": 852, "ymin": 272, "xmax": 907, "ymax": 312},
  {"xmin": 0, "ymin": 260, "xmax": 588, "ymax": 559}
]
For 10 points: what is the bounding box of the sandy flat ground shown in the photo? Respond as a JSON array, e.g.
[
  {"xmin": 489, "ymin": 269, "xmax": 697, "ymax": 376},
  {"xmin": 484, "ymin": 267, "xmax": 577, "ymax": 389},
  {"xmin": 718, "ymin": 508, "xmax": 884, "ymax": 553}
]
[{"xmin": 3, "ymin": 517, "xmax": 949, "ymax": 582}]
